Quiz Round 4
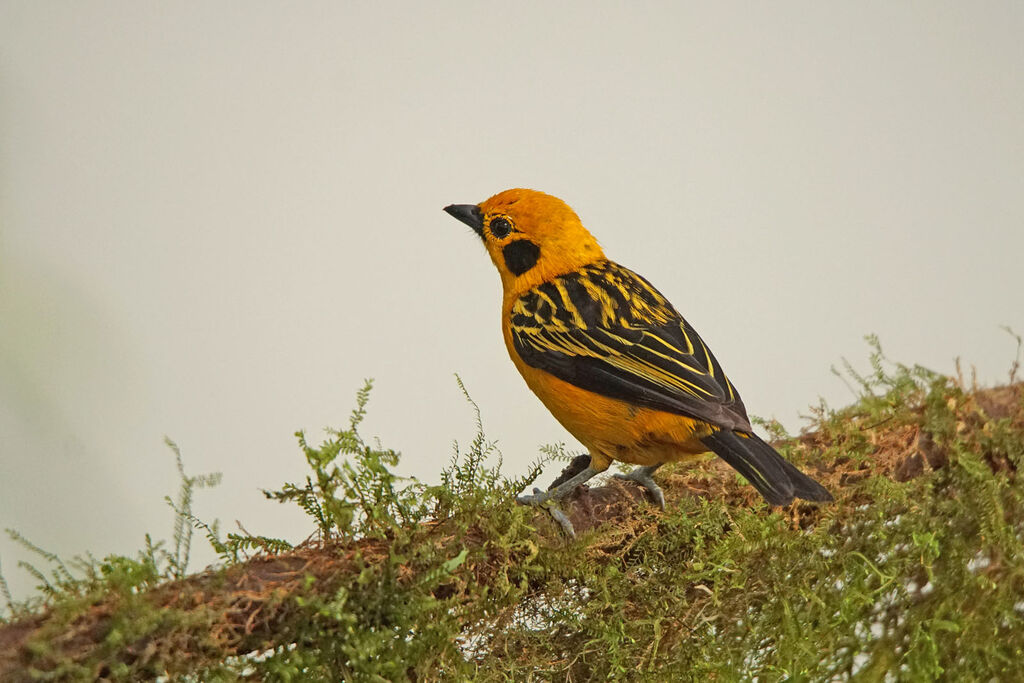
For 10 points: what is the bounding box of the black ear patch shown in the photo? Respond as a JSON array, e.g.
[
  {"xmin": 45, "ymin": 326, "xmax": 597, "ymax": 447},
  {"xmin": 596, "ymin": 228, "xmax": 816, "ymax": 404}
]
[{"xmin": 502, "ymin": 239, "xmax": 541, "ymax": 276}]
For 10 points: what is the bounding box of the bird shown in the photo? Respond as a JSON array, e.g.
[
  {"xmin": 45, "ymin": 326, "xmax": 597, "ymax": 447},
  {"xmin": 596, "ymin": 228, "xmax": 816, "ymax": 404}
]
[{"xmin": 443, "ymin": 189, "xmax": 832, "ymax": 535}]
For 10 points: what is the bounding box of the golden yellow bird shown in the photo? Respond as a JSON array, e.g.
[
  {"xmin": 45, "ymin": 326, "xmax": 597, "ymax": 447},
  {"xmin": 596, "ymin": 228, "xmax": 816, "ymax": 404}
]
[{"xmin": 444, "ymin": 189, "xmax": 831, "ymax": 534}]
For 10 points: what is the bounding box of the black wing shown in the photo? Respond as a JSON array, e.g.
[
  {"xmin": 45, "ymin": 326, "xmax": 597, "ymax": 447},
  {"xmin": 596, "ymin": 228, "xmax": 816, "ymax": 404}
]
[{"xmin": 510, "ymin": 261, "xmax": 752, "ymax": 432}]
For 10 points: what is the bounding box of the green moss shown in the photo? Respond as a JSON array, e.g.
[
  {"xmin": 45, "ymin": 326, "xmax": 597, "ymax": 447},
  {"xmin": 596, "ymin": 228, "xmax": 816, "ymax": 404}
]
[{"xmin": 2, "ymin": 342, "xmax": 1024, "ymax": 681}]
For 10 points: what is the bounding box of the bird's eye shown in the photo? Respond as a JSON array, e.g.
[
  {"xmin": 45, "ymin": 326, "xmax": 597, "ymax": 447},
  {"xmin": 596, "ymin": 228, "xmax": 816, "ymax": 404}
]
[{"xmin": 489, "ymin": 217, "xmax": 512, "ymax": 239}]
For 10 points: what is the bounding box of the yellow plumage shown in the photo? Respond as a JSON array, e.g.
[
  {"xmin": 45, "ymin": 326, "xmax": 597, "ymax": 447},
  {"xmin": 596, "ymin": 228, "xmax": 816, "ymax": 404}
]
[{"xmin": 444, "ymin": 188, "xmax": 830, "ymax": 533}]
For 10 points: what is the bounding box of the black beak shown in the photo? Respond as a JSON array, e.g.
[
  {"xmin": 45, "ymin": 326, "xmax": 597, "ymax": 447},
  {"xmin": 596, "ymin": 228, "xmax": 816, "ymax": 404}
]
[{"xmin": 443, "ymin": 204, "xmax": 484, "ymax": 237}]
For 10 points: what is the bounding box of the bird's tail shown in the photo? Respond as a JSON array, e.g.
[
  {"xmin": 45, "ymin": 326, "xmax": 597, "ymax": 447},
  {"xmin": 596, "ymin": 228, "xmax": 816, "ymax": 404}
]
[{"xmin": 700, "ymin": 430, "xmax": 832, "ymax": 505}]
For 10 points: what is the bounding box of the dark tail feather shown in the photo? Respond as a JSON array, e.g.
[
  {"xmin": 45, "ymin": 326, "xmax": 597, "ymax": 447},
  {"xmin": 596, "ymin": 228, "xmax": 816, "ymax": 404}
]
[{"xmin": 700, "ymin": 430, "xmax": 833, "ymax": 505}]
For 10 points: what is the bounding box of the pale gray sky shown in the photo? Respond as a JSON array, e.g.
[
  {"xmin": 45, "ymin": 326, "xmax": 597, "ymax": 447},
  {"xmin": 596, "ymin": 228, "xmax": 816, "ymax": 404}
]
[{"xmin": 2, "ymin": 2, "xmax": 1021, "ymax": 599}]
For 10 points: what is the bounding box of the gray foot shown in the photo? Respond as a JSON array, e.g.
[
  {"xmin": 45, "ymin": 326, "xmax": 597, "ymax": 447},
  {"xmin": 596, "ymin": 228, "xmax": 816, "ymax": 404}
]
[
  {"xmin": 517, "ymin": 465, "xmax": 601, "ymax": 537},
  {"xmin": 613, "ymin": 465, "xmax": 665, "ymax": 509},
  {"xmin": 516, "ymin": 486, "xmax": 551, "ymax": 506},
  {"xmin": 548, "ymin": 507, "xmax": 576, "ymax": 538},
  {"xmin": 516, "ymin": 486, "xmax": 578, "ymax": 536}
]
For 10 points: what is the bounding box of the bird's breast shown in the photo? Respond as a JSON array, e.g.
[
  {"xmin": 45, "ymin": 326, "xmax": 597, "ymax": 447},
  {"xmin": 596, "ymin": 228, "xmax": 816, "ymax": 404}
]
[{"xmin": 502, "ymin": 318, "xmax": 712, "ymax": 468}]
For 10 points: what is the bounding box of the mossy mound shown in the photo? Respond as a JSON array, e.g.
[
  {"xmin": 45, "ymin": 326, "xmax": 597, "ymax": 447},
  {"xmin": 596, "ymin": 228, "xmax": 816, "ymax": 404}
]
[{"xmin": 2, "ymin": 343, "xmax": 1023, "ymax": 681}]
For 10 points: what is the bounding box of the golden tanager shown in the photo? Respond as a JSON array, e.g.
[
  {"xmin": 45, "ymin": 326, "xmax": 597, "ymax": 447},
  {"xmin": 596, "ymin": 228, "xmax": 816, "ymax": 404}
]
[{"xmin": 444, "ymin": 188, "xmax": 831, "ymax": 535}]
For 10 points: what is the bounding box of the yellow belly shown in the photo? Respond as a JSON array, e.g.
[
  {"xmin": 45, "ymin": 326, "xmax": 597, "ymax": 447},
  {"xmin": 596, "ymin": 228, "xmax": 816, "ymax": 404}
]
[{"xmin": 505, "ymin": 331, "xmax": 715, "ymax": 471}]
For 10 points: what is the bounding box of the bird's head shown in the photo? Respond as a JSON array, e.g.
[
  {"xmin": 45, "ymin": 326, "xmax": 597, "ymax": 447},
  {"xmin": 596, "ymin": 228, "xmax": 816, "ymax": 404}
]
[{"xmin": 444, "ymin": 188, "xmax": 606, "ymax": 294}]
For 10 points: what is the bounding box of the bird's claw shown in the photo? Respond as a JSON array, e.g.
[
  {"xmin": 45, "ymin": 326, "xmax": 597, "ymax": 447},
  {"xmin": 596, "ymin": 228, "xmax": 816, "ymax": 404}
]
[
  {"xmin": 548, "ymin": 507, "xmax": 576, "ymax": 538},
  {"xmin": 515, "ymin": 487, "xmax": 549, "ymax": 506},
  {"xmin": 516, "ymin": 463, "xmax": 601, "ymax": 538},
  {"xmin": 613, "ymin": 468, "xmax": 666, "ymax": 510},
  {"xmin": 516, "ymin": 488, "xmax": 576, "ymax": 537}
]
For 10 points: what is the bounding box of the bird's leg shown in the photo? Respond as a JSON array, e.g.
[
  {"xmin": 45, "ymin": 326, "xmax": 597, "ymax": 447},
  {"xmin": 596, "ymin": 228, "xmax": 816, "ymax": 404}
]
[
  {"xmin": 613, "ymin": 465, "xmax": 665, "ymax": 509},
  {"xmin": 517, "ymin": 466, "xmax": 600, "ymax": 507},
  {"xmin": 517, "ymin": 464, "xmax": 601, "ymax": 538},
  {"xmin": 547, "ymin": 454, "xmax": 592, "ymax": 490}
]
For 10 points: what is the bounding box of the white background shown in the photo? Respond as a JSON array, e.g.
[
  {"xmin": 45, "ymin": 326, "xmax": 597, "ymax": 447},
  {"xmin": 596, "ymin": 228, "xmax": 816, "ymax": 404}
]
[{"xmin": 2, "ymin": 2, "xmax": 1022, "ymax": 600}]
